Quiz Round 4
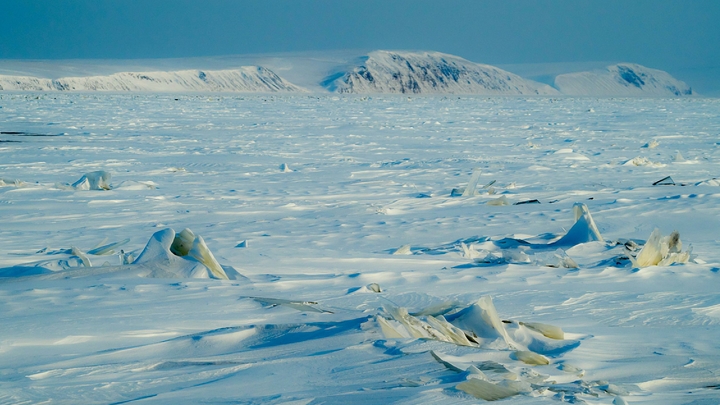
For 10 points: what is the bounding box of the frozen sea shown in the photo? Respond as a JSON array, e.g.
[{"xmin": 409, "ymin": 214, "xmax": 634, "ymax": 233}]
[{"xmin": 1, "ymin": 93, "xmax": 720, "ymax": 404}]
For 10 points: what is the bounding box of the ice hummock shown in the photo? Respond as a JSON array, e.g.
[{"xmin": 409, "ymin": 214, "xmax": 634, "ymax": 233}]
[
  {"xmin": 135, "ymin": 228, "xmax": 229, "ymax": 280},
  {"xmin": 71, "ymin": 170, "xmax": 112, "ymax": 190}
]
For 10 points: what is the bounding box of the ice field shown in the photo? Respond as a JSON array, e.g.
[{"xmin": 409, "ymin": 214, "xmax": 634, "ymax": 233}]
[{"xmin": 1, "ymin": 93, "xmax": 720, "ymax": 404}]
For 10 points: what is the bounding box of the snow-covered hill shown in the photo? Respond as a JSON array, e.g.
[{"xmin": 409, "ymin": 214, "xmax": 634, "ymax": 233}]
[
  {"xmin": 0, "ymin": 67, "xmax": 306, "ymax": 92},
  {"xmin": 323, "ymin": 51, "xmax": 559, "ymax": 95},
  {"xmin": 0, "ymin": 53, "xmax": 704, "ymax": 97},
  {"xmin": 554, "ymin": 63, "xmax": 693, "ymax": 97}
]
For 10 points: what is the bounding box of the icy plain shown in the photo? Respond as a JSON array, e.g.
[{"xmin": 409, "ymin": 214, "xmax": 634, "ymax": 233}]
[{"xmin": 1, "ymin": 93, "xmax": 720, "ymax": 404}]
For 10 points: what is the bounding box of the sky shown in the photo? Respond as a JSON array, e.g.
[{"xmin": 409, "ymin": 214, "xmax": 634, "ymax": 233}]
[{"xmin": 2, "ymin": 0, "xmax": 719, "ymax": 70}]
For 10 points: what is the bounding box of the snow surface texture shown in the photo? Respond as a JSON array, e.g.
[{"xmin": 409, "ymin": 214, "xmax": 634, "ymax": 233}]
[
  {"xmin": 1, "ymin": 94, "xmax": 720, "ymax": 404},
  {"xmin": 0, "ymin": 67, "xmax": 306, "ymax": 92},
  {"xmin": 555, "ymin": 63, "xmax": 693, "ymax": 97},
  {"xmin": 324, "ymin": 50, "xmax": 559, "ymax": 95}
]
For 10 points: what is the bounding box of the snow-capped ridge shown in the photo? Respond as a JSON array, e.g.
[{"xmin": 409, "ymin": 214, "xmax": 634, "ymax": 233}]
[
  {"xmin": 323, "ymin": 50, "xmax": 559, "ymax": 95},
  {"xmin": 0, "ymin": 67, "xmax": 305, "ymax": 92},
  {"xmin": 555, "ymin": 63, "xmax": 693, "ymax": 97}
]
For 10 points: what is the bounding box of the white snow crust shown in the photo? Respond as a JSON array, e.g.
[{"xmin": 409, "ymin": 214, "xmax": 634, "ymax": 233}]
[
  {"xmin": 555, "ymin": 63, "xmax": 693, "ymax": 97},
  {"xmin": 324, "ymin": 50, "xmax": 559, "ymax": 95},
  {"xmin": 1, "ymin": 93, "xmax": 720, "ymax": 404}
]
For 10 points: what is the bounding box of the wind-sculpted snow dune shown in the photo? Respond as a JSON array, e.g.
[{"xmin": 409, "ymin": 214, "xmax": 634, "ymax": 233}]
[
  {"xmin": 1, "ymin": 94, "xmax": 720, "ymax": 404},
  {"xmin": 0, "ymin": 67, "xmax": 306, "ymax": 92}
]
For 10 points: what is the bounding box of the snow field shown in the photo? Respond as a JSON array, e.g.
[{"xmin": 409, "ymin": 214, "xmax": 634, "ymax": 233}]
[{"xmin": 1, "ymin": 94, "xmax": 720, "ymax": 404}]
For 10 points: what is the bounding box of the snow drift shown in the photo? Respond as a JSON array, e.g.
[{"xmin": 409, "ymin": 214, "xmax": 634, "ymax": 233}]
[
  {"xmin": 323, "ymin": 51, "xmax": 559, "ymax": 95},
  {"xmin": 0, "ymin": 67, "xmax": 306, "ymax": 93},
  {"xmin": 554, "ymin": 63, "xmax": 693, "ymax": 97}
]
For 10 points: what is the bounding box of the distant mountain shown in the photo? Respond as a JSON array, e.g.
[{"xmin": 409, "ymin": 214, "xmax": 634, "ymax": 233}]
[
  {"xmin": 322, "ymin": 51, "xmax": 559, "ymax": 95},
  {"xmin": 0, "ymin": 54, "xmax": 700, "ymax": 97},
  {"xmin": 554, "ymin": 63, "xmax": 693, "ymax": 97},
  {"xmin": 0, "ymin": 67, "xmax": 306, "ymax": 92}
]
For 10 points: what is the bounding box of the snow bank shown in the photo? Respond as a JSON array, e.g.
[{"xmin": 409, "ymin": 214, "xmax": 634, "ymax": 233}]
[
  {"xmin": 555, "ymin": 63, "xmax": 693, "ymax": 97},
  {"xmin": 324, "ymin": 50, "xmax": 559, "ymax": 95}
]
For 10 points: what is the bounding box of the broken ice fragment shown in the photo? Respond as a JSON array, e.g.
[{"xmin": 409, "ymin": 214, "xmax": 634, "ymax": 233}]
[
  {"xmin": 392, "ymin": 244, "xmax": 412, "ymax": 255},
  {"xmin": 513, "ymin": 350, "xmax": 550, "ymax": 365},
  {"xmin": 552, "ymin": 203, "xmax": 603, "ymax": 246},
  {"xmin": 0, "ymin": 178, "xmax": 24, "ymax": 187},
  {"xmin": 519, "ymin": 322, "xmax": 564, "ymax": 340},
  {"xmin": 384, "ymin": 305, "xmax": 445, "ymax": 340},
  {"xmin": 456, "ymin": 378, "xmax": 521, "ymax": 401},
  {"xmin": 367, "ymin": 283, "xmax": 381, "ymax": 293},
  {"xmin": 557, "ymin": 362, "xmax": 585, "ymax": 376},
  {"xmin": 71, "ymin": 246, "xmax": 92, "ymax": 267},
  {"xmin": 279, "ymin": 163, "xmax": 292, "ymax": 172},
  {"xmin": 486, "ymin": 195, "xmax": 510, "ymax": 206},
  {"xmin": 624, "ymin": 156, "xmax": 664, "ymax": 167},
  {"xmin": 445, "ymin": 296, "xmax": 515, "ymax": 349},
  {"xmin": 377, "ymin": 316, "xmax": 407, "ymax": 338},
  {"xmin": 465, "ymin": 365, "xmax": 490, "ymax": 381},
  {"xmin": 673, "ymin": 151, "xmax": 685, "ymax": 162},
  {"xmin": 514, "ymin": 199, "xmax": 540, "ymax": 205},
  {"xmin": 462, "ymin": 168, "xmax": 482, "ymax": 197},
  {"xmin": 425, "ymin": 315, "xmax": 477, "ymax": 346},
  {"xmin": 544, "ymin": 249, "xmax": 579, "ymax": 269},
  {"xmin": 253, "ymin": 297, "xmax": 332, "ymax": 313},
  {"xmin": 652, "ymin": 176, "xmax": 675, "ymax": 186},
  {"xmin": 630, "ymin": 228, "xmax": 690, "ymax": 267},
  {"xmin": 642, "ymin": 140, "xmax": 660, "ymax": 149},
  {"xmin": 170, "ymin": 228, "xmax": 196, "ymax": 257},
  {"xmin": 430, "ymin": 350, "xmax": 465, "ymax": 372},
  {"xmin": 188, "ymin": 236, "xmax": 229, "ymax": 280},
  {"xmin": 502, "ymin": 249, "xmax": 531, "ymax": 263}
]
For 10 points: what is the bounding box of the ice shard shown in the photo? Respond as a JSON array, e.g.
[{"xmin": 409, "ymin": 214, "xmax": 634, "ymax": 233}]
[
  {"xmin": 456, "ymin": 378, "xmax": 521, "ymax": 401},
  {"xmin": 551, "ymin": 203, "xmax": 603, "ymax": 246},
  {"xmin": 462, "ymin": 168, "xmax": 482, "ymax": 197},
  {"xmin": 445, "ymin": 296, "xmax": 516, "ymax": 349}
]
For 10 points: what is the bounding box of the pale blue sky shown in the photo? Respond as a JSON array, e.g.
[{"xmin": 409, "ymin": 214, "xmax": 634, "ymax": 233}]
[{"xmin": 2, "ymin": 0, "xmax": 719, "ymax": 72}]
